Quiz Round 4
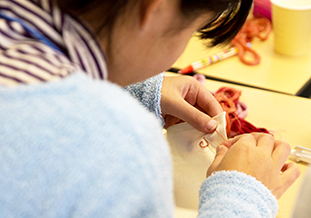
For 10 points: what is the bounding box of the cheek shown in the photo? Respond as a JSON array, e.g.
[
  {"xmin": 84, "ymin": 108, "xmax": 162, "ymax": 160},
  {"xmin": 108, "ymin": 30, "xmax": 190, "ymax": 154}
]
[
  {"xmin": 151, "ymin": 45, "xmax": 185, "ymax": 73},
  {"xmin": 161, "ymin": 32, "xmax": 193, "ymax": 66},
  {"xmin": 142, "ymin": 30, "xmax": 194, "ymax": 76}
]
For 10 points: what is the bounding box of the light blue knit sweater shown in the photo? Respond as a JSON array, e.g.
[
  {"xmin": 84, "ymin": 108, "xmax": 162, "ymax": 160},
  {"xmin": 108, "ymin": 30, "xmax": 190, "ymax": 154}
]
[{"xmin": 0, "ymin": 73, "xmax": 278, "ymax": 217}]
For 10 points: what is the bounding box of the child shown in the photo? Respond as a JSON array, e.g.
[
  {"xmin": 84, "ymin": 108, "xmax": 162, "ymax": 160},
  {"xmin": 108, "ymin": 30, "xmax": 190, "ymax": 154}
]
[{"xmin": 0, "ymin": 0, "xmax": 300, "ymax": 217}]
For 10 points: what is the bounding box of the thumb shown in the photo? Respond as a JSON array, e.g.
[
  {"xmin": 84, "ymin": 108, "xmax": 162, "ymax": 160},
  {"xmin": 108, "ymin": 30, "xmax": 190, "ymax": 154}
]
[
  {"xmin": 206, "ymin": 145, "xmax": 228, "ymax": 177},
  {"xmin": 273, "ymin": 162, "xmax": 301, "ymax": 199}
]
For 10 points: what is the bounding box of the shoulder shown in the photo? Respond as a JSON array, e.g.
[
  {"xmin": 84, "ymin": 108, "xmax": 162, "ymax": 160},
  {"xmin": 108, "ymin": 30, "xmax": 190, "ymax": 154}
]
[{"xmin": 0, "ymin": 73, "xmax": 168, "ymax": 160}]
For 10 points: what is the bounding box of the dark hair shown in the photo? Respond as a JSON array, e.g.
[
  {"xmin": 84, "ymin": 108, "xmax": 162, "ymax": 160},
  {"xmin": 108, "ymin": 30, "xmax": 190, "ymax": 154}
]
[
  {"xmin": 55, "ymin": 0, "xmax": 252, "ymax": 46},
  {"xmin": 188, "ymin": 0, "xmax": 253, "ymax": 46}
]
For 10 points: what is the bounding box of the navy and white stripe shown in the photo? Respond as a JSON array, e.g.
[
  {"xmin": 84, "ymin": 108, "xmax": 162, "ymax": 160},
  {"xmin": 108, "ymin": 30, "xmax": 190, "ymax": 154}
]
[{"xmin": 0, "ymin": 0, "xmax": 108, "ymax": 86}]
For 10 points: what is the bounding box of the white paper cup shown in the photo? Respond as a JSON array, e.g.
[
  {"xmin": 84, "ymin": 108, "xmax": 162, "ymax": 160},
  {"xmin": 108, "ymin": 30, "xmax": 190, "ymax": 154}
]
[{"xmin": 271, "ymin": 0, "xmax": 311, "ymax": 56}]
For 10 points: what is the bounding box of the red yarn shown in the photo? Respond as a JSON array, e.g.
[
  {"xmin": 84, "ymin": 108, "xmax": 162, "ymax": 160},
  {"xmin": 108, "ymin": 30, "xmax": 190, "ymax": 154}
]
[
  {"xmin": 214, "ymin": 87, "xmax": 270, "ymax": 138},
  {"xmin": 231, "ymin": 17, "xmax": 271, "ymax": 66}
]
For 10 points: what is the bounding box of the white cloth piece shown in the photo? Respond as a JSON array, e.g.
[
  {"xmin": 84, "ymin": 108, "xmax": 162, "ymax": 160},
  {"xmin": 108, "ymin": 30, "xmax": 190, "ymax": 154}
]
[{"xmin": 165, "ymin": 112, "xmax": 227, "ymax": 210}]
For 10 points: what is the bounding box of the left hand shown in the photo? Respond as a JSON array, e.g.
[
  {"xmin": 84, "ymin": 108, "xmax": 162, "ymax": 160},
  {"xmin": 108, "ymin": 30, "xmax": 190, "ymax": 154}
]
[
  {"xmin": 206, "ymin": 133, "xmax": 300, "ymax": 199},
  {"xmin": 161, "ymin": 75, "xmax": 223, "ymax": 133}
]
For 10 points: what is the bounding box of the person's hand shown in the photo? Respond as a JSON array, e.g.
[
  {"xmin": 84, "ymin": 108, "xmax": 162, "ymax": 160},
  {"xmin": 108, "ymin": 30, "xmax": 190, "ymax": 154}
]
[
  {"xmin": 161, "ymin": 75, "xmax": 223, "ymax": 133},
  {"xmin": 206, "ymin": 133, "xmax": 301, "ymax": 199}
]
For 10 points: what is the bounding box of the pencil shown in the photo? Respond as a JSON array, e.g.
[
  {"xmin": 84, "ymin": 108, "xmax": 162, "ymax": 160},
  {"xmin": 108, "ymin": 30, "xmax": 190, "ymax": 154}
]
[{"xmin": 178, "ymin": 47, "xmax": 238, "ymax": 74}]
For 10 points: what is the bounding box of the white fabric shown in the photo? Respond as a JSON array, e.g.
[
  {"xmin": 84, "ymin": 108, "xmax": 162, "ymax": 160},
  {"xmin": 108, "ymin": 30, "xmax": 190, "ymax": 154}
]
[{"xmin": 165, "ymin": 112, "xmax": 227, "ymax": 209}]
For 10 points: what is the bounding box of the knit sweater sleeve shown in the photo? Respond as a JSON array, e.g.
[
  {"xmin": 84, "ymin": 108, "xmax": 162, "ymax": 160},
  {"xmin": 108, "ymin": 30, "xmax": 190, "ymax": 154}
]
[
  {"xmin": 198, "ymin": 171, "xmax": 278, "ymax": 218},
  {"xmin": 124, "ymin": 73, "xmax": 163, "ymax": 122}
]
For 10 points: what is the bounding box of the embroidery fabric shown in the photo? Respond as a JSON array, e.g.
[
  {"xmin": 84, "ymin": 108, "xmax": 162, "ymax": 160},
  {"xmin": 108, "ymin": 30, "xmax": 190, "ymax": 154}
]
[{"xmin": 166, "ymin": 112, "xmax": 227, "ymax": 209}]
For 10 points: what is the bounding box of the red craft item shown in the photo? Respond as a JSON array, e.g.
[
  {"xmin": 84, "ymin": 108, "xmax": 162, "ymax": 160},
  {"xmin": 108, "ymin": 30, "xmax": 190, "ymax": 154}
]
[
  {"xmin": 214, "ymin": 87, "xmax": 270, "ymax": 138},
  {"xmin": 231, "ymin": 17, "xmax": 271, "ymax": 66}
]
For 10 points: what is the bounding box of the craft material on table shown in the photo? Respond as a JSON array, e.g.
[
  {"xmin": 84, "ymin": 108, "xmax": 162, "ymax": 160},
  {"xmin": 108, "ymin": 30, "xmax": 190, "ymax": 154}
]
[
  {"xmin": 290, "ymin": 146, "xmax": 311, "ymax": 164},
  {"xmin": 253, "ymin": 0, "xmax": 272, "ymax": 21},
  {"xmin": 231, "ymin": 17, "xmax": 271, "ymax": 65},
  {"xmin": 178, "ymin": 47, "xmax": 238, "ymax": 74},
  {"xmin": 166, "ymin": 112, "xmax": 227, "ymax": 210},
  {"xmin": 178, "ymin": 17, "xmax": 271, "ymax": 74},
  {"xmin": 166, "ymin": 87, "xmax": 272, "ymax": 210},
  {"xmin": 213, "ymin": 87, "xmax": 270, "ymax": 138},
  {"xmin": 199, "ymin": 129, "xmax": 227, "ymax": 150}
]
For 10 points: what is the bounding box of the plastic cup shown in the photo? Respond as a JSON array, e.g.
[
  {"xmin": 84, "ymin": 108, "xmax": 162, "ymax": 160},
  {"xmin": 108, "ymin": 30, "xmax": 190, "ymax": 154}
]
[{"xmin": 271, "ymin": 0, "xmax": 311, "ymax": 56}]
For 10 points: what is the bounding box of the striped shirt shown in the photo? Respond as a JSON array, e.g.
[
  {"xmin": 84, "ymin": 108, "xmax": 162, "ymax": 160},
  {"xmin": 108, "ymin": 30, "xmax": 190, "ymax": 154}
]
[{"xmin": 0, "ymin": 0, "xmax": 108, "ymax": 86}]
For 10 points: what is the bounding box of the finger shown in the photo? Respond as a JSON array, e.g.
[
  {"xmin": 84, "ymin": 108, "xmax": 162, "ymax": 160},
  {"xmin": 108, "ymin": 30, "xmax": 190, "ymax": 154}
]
[
  {"xmin": 206, "ymin": 145, "xmax": 228, "ymax": 177},
  {"xmin": 163, "ymin": 115, "xmax": 182, "ymax": 129},
  {"xmin": 161, "ymin": 76, "xmax": 223, "ymax": 133},
  {"xmin": 219, "ymin": 134, "xmax": 251, "ymax": 149},
  {"xmin": 251, "ymin": 133, "xmax": 275, "ymax": 153},
  {"xmin": 272, "ymin": 140, "xmax": 291, "ymax": 170},
  {"xmin": 273, "ymin": 162, "xmax": 301, "ymax": 199},
  {"xmin": 220, "ymin": 139, "xmax": 234, "ymax": 149},
  {"xmin": 231, "ymin": 134, "xmax": 257, "ymax": 148},
  {"xmin": 192, "ymin": 82, "xmax": 223, "ymax": 117},
  {"xmin": 170, "ymin": 96, "xmax": 219, "ymax": 133},
  {"xmin": 223, "ymin": 134, "xmax": 243, "ymax": 145}
]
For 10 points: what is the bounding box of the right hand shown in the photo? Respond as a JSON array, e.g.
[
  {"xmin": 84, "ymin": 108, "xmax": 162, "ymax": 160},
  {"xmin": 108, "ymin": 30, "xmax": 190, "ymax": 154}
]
[
  {"xmin": 206, "ymin": 133, "xmax": 301, "ymax": 199},
  {"xmin": 161, "ymin": 76, "xmax": 223, "ymax": 133}
]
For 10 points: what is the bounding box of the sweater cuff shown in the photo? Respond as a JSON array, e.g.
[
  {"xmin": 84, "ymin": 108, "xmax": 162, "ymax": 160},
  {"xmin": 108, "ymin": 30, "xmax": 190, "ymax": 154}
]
[
  {"xmin": 124, "ymin": 73, "xmax": 164, "ymax": 124},
  {"xmin": 199, "ymin": 171, "xmax": 278, "ymax": 218}
]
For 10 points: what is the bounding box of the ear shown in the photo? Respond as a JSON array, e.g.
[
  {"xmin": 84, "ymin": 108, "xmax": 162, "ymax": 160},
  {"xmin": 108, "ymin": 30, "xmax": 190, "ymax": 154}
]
[{"xmin": 139, "ymin": 0, "xmax": 165, "ymax": 29}]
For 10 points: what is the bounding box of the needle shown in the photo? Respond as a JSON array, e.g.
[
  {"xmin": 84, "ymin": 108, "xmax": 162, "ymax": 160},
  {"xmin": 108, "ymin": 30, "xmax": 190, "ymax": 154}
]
[{"xmin": 204, "ymin": 136, "xmax": 217, "ymax": 149}]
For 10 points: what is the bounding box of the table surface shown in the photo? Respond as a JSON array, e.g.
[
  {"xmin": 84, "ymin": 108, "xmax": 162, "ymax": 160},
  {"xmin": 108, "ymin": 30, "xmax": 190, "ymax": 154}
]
[
  {"xmin": 165, "ymin": 73, "xmax": 311, "ymax": 218},
  {"xmin": 171, "ymin": 32, "xmax": 311, "ymax": 95}
]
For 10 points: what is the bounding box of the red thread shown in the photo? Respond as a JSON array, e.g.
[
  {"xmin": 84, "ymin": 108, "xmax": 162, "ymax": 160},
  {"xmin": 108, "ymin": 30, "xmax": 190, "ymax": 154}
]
[
  {"xmin": 199, "ymin": 138, "xmax": 209, "ymax": 148},
  {"xmin": 214, "ymin": 87, "xmax": 270, "ymax": 138},
  {"xmin": 215, "ymin": 129, "xmax": 226, "ymax": 141},
  {"xmin": 231, "ymin": 17, "xmax": 271, "ymax": 66},
  {"xmin": 199, "ymin": 129, "xmax": 226, "ymax": 149}
]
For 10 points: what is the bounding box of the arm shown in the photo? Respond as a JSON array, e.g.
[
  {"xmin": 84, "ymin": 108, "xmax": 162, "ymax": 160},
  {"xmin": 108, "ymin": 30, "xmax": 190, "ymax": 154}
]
[
  {"xmin": 124, "ymin": 73, "xmax": 164, "ymax": 122},
  {"xmin": 198, "ymin": 133, "xmax": 300, "ymax": 217},
  {"xmin": 0, "ymin": 75, "xmax": 175, "ymax": 217},
  {"xmin": 125, "ymin": 74, "xmax": 223, "ymax": 133},
  {"xmin": 199, "ymin": 171, "xmax": 278, "ymax": 218}
]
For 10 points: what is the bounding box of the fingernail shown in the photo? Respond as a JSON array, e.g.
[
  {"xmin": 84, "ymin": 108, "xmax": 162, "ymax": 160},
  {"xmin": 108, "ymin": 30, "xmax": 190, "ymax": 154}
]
[{"xmin": 206, "ymin": 119, "xmax": 217, "ymax": 132}]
